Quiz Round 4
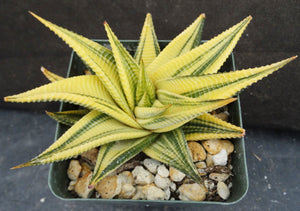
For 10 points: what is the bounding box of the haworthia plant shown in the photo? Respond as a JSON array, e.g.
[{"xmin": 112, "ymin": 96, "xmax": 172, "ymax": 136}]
[{"xmin": 5, "ymin": 12, "xmax": 296, "ymax": 186}]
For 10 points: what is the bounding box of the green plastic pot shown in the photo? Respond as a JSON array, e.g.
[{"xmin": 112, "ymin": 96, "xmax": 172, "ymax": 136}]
[{"xmin": 48, "ymin": 40, "xmax": 249, "ymax": 205}]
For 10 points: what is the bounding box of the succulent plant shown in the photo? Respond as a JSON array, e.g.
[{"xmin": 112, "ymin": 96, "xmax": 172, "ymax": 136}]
[{"xmin": 5, "ymin": 12, "xmax": 295, "ymax": 186}]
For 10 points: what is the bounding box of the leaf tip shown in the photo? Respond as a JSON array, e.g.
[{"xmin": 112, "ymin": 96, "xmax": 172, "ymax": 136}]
[
  {"xmin": 103, "ymin": 20, "xmax": 108, "ymax": 25},
  {"xmin": 40, "ymin": 66, "xmax": 46, "ymax": 73},
  {"xmin": 11, "ymin": 162, "xmax": 32, "ymax": 169},
  {"xmin": 200, "ymin": 13, "xmax": 206, "ymax": 18}
]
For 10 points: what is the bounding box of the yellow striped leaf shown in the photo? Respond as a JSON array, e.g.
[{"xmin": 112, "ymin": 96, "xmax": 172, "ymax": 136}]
[
  {"xmin": 155, "ymin": 56, "xmax": 296, "ymax": 101},
  {"xmin": 30, "ymin": 12, "xmax": 132, "ymax": 115},
  {"xmin": 143, "ymin": 128, "xmax": 201, "ymax": 183},
  {"xmin": 147, "ymin": 14, "xmax": 205, "ymax": 75},
  {"xmin": 12, "ymin": 111, "xmax": 151, "ymax": 169},
  {"xmin": 90, "ymin": 134, "xmax": 158, "ymax": 185},
  {"xmin": 4, "ymin": 76, "xmax": 141, "ymax": 128},
  {"xmin": 134, "ymin": 104, "xmax": 171, "ymax": 119},
  {"xmin": 41, "ymin": 66, "xmax": 64, "ymax": 82},
  {"xmin": 46, "ymin": 109, "xmax": 89, "ymax": 126},
  {"xmin": 150, "ymin": 16, "xmax": 252, "ymax": 81},
  {"xmin": 137, "ymin": 92, "xmax": 152, "ymax": 107},
  {"xmin": 137, "ymin": 98, "xmax": 236, "ymax": 132},
  {"xmin": 134, "ymin": 13, "xmax": 160, "ymax": 67},
  {"xmin": 135, "ymin": 60, "xmax": 156, "ymax": 105},
  {"xmin": 183, "ymin": 113, "xmax": 245, "ymax": 140},
  {"xmin": 104, "ymin": 22, "xmax": 140, "ymax": 110}
]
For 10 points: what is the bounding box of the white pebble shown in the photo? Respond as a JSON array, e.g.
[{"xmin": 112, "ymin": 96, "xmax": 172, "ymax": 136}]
[
  {"xmin": 157, "ymin": 165, "xmax": 169, "ymax": 178},
  {"xmin": 154, "ymin": 174, "xmax": 171, "ymax": 190},
  {"xmin": 217, "ymin": 182, "xmax": 230, "ymax": 200},
  {"xmin": 170, "ymin": 182, "xmax": 177, "ymax": 192},
  {"xmin": 143, "ymin": 158, "xmax": 161, "ymax": 174},
  {"xmin": 212, "ymin": 149, "xmax": 228, "ymax": 166},
  {"xmin": 132, "ymin": 166, "xmax": 154, "ymax": 185}
]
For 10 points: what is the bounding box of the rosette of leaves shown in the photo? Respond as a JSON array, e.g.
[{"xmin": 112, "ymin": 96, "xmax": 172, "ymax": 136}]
[{"xmin": 5, "ymin": 12, "xmax": 296, "ymax": 186}]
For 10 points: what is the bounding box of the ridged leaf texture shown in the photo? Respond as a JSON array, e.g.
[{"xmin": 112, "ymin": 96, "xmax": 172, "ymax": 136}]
[
  {"xmin": 143, "ymin": 128, "xmax": 201, "ymax": 183},
  {"xmin": 6, "ymin": 13, "xmax": 296, "ymax": 186},
  {"xmin": 183, "ymin": 113, "xmax": 245, "ymax": 140}
]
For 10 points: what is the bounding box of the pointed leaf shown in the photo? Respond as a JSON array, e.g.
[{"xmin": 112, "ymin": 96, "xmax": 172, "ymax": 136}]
[
  {"xmin": 104, "ymin": 22, "xmax": 139, "ymax": 110},
  {"xmin": 12, "ymin": 111, "xmax": 151, "ymax": 168},
  {"xmin": 134, "ymin": 13, "xmax": 160, "ymax": 67},
  {"xmin": 147, "ymin": 14, "xmax": 205, "ymax": 75},
  {"xmin": 41, "ymin": 66, "xmax": 64, "ymax": 82},
  {"xmin": 46, "ymin": 109, "xmax": 89, "ymax": 126},
  {"xmin": 137, "ymin": 92, "xmax": 152, "ymax": 107},
  {"xmin": 30, "ymin": 12, "xmax": 132, "ymax": 115},
  {"xmin": 183, "ymin": 113, "xmax": 245, "ymax": 140},
  {"xmin": 91, "ymin": 134, "xmax": 158, "ymax": 185},
  {"xmin": 149, "ymin": 16, "xmax": 252, "ymax": 81},
  {"xmin": 4, "ymin": 75, "xmax": 140, "ymax": 128},
  {"xmin": 134, "ymin": 104, "xmax": 171, "ymax": 119},
  {"xmin": 143, "ymin": 128, "xmax": 201, "ymax": 183},
  {"xmin": 156, "ymin": 56, "xmax": 296, "ymax": 100},
  {"xmin": 137, "ymin": 98, "xmax": 236, "ymax": 132}
]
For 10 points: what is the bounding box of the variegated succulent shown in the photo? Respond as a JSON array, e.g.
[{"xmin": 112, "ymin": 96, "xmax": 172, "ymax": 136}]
[{"xmin": 5, "ymin": 12, "xmax": 296, "ymax": 186}]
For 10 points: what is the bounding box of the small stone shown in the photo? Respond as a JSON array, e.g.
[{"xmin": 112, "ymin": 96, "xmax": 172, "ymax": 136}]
[
  {"xmin": 143, "ymin": 158, "xmax": 161, "ymax": 174},
  {"xmin": 196, "ymin": 161, "xmax": 207, "ymax": 176},
  {"xmin": 67, "ymin": 160, "xmax": 82, "ymax": 181},
  {"xmin": 214, "ymin": 111, "xmax": 229, "ymax": 122},
  {"xmin": 209, "ymin": 173, "xmax": 230, "ymax": 182},
  {"xmin": 202, "ymin": 139, "xmax": 223, "ymax": 155},
  {"xmin": 206, "ymin": 153, "xmax": 214, "ymax": 167},
  {"xmin": 95, "ymin": 175, "xmax": 122, "ymax": 199},
  {"xmin": 67, "ymin": 180, "xmax": 77, "ymax": 191},
  {"xmin": 132, "ymin": 166, "xmax": 154, "ymax": 185},
  {"xmin": 212, "ymin": 149, "xmax": 228, "ymax": 166},
  {"xmin": 187, "ymin": 141, "xmax": 206, "ymax": 161},
  {"xmin": 157, "ymin": 165, "xmax": 169, "ymax": 178},
  {"xmin": 119, "ymin": 183, "xmax": 136, "ymax": 199},
  {"xmin": 164, "ymin": 187, "xmax": 171, "ymax": 200},
  {"xmin": 228, "ymin": 182, "xmax": 233, "ymax": 189},
  {"xmin": 217, "ymin": 182, "xmax": 230, "ymax": 200},
  {"xmin": 80, "ymin": 148, "xmax": 99, "ymax": 166},
  {"xmin": 154, "ymin": 174, "xmax": 171, "ymax": 190},
  {"xmin": 74, "ymin": 172, "xmax": 94, "ymax": 198},
  {"xmin": 204, "ymin": 179, "xmax": 215, "ymax": 191},
  {"xmin": 169, "ymin": 167, "xmax": 185, "ymax": 182},
  {"xmin": 170, "ymin": 182, "xmax": 177, "ymax": 192},
  {"xmin": 132, "ymin": 186, "xmax": 146, "ymax": 200},
  {"xmin": 118, "ymin": 171, "xmax": 134, "ymax": 185},
  {"xmin": 177, "ymin": 183, "xmax": 206, "ymax": 201},
  {"xmin": 142, "ymin": 184, "xmax": 165, "ymax": 200},
  {"xmin": 170, "ymin": 197, "xmax": 175, "ymax": 200},
  {"xmin": 80, "ymin": 162, "xmax": 92, "ymax": 177},
  {"xmin": 202, "ymin": 139, "xmax": 234, "ymax": 155}
]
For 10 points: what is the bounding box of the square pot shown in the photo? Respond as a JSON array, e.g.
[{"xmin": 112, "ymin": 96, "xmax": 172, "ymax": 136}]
[{"xmin": 48, "ymin": 40, "xmax": 249, "ymax": 205}]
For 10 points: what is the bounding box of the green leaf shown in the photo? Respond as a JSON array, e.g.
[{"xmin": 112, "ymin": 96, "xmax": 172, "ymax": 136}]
[
  {"xmin": 12, "ymin": 110, "xmax": 151, "ymax": 169},
  {"xmin": 147, "ymin": 14, "xmax": 205, "ymax": 75},
  {"xmin": 46, "ymin": 109, "xmax": 89, "ymax": 126},
  {"xmin": 137, "ymin": 98, "xmax": 236, "ymax": 132},
  {"xmin": 134, "ymin": 104, "xmax": 171, "ymax": 119},
  {"xmin": 30, "ymin": 12, "xmax": 132, "ymax": 115},
  {"xmin": 155, "ymin": 56, "xmax": 296, "ymax": 100},
  {"xmin": 104, "ymin": 22, "xmax": 140, "ymax": 110},
  {"xmin": 134, "ymin": 13, "xmax": 160, "ymax": 67},
  {"xmin": 5, "ymin": 75, "xmax": 140, "ymax": 128},
  {"xmin": 149, "ymin": 16, "xmax": 252, "ymax": 81},
  {"xmin": 41, "ymin": 66, "xmax": 64, "ymax": 82},
  {"xmin": 90, "ymin": 134, "xmax": 158, "ymax": 185},
  {"xmin": 143, "ymin": 128, "xmax": 201, "ymax": 183},
  {"xmin": 183, "ymin": 113, "xmax": 245, "ymax": 140}
]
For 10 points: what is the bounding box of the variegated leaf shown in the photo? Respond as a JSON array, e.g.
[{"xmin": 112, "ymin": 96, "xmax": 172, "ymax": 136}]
[
  {"xmin": 183, "ymin": 113, "xmax": 245, "ymax": 140},
  {"xmin": 4, "ymin": 75, "xmax": 141, "ymax": 128},
  {"xmin": 137, "ymin": 92, "xmax": 152, "ymax": 107},
  {"xmin": 134, "ymin": 104, "xmax": 171, "ymax": 119},
  {"xmin": 155, "ymin": 56, "xmax": 296, "ymax": 100},
  {"xmin": 147, "ymin": 14, "xmax": 205, "ymax": 75},
  {"xmin": 46, "ymin": 109, "xmax": 89, "ymax": 126},
  {"xmin": 135, "ymin": 60, "xmax": 156, "ymax": 105},
  {"xmin": 12, "ymin": 110, "xmax": 151, "ymax": 169},
  {"xmin": 41, "ymin": 66, "xmax": 64, "ymax": 82},
  {"xmin": 30, "ymin": 12, "xmax": 132, "ymax": 115},
  {"xmin": 104, "ymin": 22, "xmax": 140, "ymax": 110},
  {"xmin": 134, "ymin": 13, "xmax": 160, "ymax": 67},
  {"xmin": 90, "ymin": 134, "xmax": 158, "ymax": 185},
  {"xmin": 143, "ymin": 128, "xmax": 201, "ymax": 183},
  {"xmin": 137, "ymin": 98, "xmax": 236, "ymax": 132},
  {"xmin": 149, "ymin": 16, "xmax": 252, "ymax": 81}
]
